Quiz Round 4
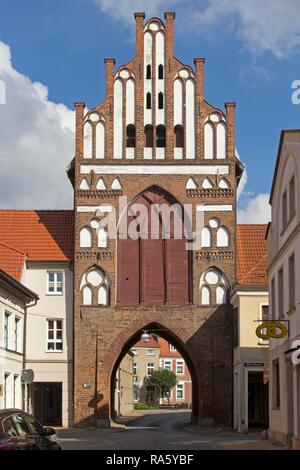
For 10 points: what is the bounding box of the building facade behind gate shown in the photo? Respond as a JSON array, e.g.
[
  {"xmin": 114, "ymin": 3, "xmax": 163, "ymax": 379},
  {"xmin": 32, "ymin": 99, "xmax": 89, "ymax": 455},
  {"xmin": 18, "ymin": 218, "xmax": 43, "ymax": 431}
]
[{"xmin": 71, "ymin": 12, "xmax": 243, "ymax": 427}]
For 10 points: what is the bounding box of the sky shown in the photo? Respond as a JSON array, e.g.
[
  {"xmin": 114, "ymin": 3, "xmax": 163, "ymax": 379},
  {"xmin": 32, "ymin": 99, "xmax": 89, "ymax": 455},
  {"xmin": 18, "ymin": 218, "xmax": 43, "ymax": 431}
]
[{"xmin": 0, "ymin": 0, "xmax": 299, "ymax": 222}]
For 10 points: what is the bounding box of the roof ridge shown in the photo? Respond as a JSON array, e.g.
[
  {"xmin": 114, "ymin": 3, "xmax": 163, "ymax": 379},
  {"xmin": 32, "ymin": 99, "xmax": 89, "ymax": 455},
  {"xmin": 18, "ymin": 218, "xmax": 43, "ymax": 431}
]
[
  {"xmin": 0, "ymin": 209, "xmax": 73, "ymax": 213},
  {"xmin": 0, "ymin": 241, "xmax": 27, "ymax": 257},
  {"xmin": 238, "ymin": 253, "xmax": 267, "ymax": 283}
]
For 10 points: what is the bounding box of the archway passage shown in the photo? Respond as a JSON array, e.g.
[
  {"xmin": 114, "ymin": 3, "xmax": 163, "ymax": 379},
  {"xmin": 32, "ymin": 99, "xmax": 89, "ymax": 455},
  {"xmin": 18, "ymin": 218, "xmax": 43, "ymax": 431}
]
[
  {"xmin": 110, "ymin": 322, "xmax": 199, "ymax": 424},
  {"xmin": 117, "ymin": 186, "xmax": 192, "ymax": 307}
]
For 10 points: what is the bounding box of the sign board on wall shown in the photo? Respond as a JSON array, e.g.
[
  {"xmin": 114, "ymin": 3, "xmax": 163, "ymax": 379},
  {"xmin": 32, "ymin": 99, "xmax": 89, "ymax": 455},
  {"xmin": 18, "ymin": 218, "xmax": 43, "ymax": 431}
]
[
  {"xmin": 244, "ymin": 362, "xmax": 264, "ymax": 367},
  {"xmin": 263, "ymin": 369, "xmax": 269, "ymax": 385}
]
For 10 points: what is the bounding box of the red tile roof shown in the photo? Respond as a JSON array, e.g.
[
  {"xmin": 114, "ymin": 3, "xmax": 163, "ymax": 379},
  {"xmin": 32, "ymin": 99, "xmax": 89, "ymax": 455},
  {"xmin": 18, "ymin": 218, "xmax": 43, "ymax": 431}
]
[
  {"xmin": 237, "ymin": 224, "xmax": 268, "ymax": 286},
  {"xmin": 0, "ymin": 211, "xmax": 74, "ymax": 262},
  {"xmin": 0, "ymin": 242, "xmax": 26, "ymax": 281},
  {"xmin": 158, "ymin": 337, "xmax": 180, "ymax": 357}
]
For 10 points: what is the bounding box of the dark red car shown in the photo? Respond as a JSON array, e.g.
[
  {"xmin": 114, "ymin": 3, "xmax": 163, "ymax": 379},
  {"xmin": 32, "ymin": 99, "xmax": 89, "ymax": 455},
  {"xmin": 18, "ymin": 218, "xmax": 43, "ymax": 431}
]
[{"xmin": 0, "ymin": 409, "xmax": 61, "ymax": 450}]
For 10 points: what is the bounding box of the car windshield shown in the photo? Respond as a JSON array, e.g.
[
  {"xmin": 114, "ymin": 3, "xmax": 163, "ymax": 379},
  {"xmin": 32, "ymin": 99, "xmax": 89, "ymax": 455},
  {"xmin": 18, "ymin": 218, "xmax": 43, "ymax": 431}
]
[
  {"xmin": 3, "ymin": 418, "xmax": 18, "ymax": 437},
  {"xmin": 11, "ymin": 415, "xmax": 29, "ymax": 437},
  {"xmin": 22, "ymin": 415, "xmax": 44, "ymax": 436}
]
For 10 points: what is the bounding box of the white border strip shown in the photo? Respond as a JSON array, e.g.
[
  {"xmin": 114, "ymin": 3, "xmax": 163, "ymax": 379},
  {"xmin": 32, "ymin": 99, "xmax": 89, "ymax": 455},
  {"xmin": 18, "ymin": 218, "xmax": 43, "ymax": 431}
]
[
  {"xmin": 80, "ymin": 165, "xmax": 230, "ymax": 175},
  {"xmin": 197, "ymin": 204, "xmax": 232, "ymax": 212},
  {"xmin": 77, "ymin": 205, "xmax": 112, "ymax": 213}
]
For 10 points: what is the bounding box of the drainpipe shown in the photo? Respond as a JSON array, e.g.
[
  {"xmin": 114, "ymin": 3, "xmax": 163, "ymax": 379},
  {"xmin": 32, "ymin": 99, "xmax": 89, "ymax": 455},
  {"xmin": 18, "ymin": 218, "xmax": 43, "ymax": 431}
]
[{"xmin": 23, "ymin": 297, "xmax": 38, "ymax": 413}]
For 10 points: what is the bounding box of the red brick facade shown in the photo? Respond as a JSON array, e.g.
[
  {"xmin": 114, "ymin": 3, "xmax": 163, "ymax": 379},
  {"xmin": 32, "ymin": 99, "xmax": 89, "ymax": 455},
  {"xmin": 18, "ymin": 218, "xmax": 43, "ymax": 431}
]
[{"xmin": 73, "ymin": 13, "xmax": 240, "ymax": 427}]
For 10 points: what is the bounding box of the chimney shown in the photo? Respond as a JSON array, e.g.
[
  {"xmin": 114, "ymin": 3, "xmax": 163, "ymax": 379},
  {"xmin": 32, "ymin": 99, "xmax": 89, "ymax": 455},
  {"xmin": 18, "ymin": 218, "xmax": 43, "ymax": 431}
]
[
  {"xmin": 74, "ymin": 102, "xmax": 85, "ymax": 158},
  {"xmin": 194, "ymin": 58, "xmax": 205, "ymax": 101},
  {"xmin": 164, "ymin": 12, "xmax": 175, "ymax": 57},
  {"xmin": 225, "ymin": 102, "xmax": 236, "ymax": 158},
  {"xmin": 104, "ymin": 58, "xmax": 115, "ymax": 97},
  {"xmin": 134, "ymin": 12, "xmax": 145, "ymax": 58}
]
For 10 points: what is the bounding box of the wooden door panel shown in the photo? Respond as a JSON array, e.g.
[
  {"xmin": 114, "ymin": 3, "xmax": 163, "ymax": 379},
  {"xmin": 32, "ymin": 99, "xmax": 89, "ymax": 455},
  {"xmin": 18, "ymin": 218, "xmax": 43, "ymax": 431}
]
[
  {"xmin": 165, "ymin": 239, "xmax": 190, "ymax": 305},
  {"xmin": 117, "ymin": 239, "xmax": 139, "ymax": 306},
  {"xmin": 141, "ymin": 239, "xmax": 165, "ymax": 305}
]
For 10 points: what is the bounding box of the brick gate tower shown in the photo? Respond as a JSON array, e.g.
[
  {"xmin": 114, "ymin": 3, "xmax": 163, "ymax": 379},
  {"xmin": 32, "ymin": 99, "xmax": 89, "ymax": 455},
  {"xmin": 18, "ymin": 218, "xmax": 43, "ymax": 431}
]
[{"xmin": 71, "ymin": 13, "xmax": 243, "ymax": 427}]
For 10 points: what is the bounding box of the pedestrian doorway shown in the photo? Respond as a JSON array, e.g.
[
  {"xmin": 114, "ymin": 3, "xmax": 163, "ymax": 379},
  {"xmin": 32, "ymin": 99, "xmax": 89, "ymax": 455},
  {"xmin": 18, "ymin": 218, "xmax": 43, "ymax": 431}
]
[
  {"xmin": 248, "ymin": 372, "xmax": 269, "ymax": 428},
  {"xmin": 33, "ymin": 382, "xmax": 62, "ymax": 426}
]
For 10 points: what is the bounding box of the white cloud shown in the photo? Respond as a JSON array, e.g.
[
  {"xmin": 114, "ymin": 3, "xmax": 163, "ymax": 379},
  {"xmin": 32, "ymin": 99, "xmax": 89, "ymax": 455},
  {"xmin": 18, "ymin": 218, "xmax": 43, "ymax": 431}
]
[
  {"xmin": 0, "ymin": 41, "xmax": 74, "ymax": 209},
  {"xmin": 92, "ymin": 0, "xmax": 182, "ymax": 23},
  {"xmin": 92, "ymin": 0, "xmax": 300, "ymax": 58},
  {"xmin": 238, "ymin": 193, "xmax": 271, "ymax": 224}
]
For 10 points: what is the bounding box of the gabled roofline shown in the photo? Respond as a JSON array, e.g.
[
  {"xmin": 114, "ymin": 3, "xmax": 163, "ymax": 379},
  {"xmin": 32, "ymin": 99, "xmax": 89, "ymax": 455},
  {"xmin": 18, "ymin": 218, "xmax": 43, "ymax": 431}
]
[
  {"xmin": 269, "ymin": 129, "xmax": 300, "ymax": 204},
  {"xmin": 0, "ymin": 268, "xmax": 39, "ymax": 303}
]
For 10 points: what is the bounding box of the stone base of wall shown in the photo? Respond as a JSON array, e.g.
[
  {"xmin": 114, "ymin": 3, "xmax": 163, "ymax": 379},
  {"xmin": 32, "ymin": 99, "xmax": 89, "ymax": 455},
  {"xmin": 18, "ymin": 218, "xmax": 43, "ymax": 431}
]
[
  {"xmin": 96, "ymin": 418, "xmax": 112, "ymax": 428},
  {"xmin": 268, "ymin": 428, "xmax": 296, "ymax": 449},
  {"xmin": 293, "ymin": 436, "xmax": 300, "ymax": 449}
]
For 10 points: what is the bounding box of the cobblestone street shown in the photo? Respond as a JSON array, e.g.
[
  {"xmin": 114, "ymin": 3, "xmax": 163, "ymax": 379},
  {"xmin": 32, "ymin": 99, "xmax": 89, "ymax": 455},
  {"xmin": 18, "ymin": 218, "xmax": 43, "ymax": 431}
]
[{"xmin": 56, "ymin": 411, "xmax": 287, "ymax": 450}]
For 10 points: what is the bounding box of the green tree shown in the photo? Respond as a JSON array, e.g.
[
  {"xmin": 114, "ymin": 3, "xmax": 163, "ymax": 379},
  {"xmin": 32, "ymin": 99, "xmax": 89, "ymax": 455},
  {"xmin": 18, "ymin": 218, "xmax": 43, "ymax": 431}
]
[{"xmin": 148, "ymin": 369, "xmax": 177, "ymax": 406}]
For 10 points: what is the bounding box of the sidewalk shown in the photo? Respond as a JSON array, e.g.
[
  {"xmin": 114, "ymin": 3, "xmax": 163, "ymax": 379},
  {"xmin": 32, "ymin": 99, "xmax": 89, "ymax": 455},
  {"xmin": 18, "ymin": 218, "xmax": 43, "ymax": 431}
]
[{"xmin": 181, "ymin": 422, "xmax": 288, "ymax": 450}]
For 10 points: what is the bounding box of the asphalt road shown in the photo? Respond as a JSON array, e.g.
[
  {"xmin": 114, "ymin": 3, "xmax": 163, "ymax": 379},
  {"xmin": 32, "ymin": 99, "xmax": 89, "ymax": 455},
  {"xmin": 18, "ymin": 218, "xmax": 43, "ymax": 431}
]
[{"xmin": 56, "ymin": 411, "xmax": 285, "ymax": 450}]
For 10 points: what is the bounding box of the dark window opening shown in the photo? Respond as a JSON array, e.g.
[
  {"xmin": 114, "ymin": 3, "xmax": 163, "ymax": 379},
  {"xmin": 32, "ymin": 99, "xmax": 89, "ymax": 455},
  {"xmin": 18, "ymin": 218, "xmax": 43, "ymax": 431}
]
[
  {"xmin": 144, "ymin": 125, "xmax": 153, "ymax": 148},
  {"xmin": 174, "ymin": 125, "xmax": 184, "ymax": 148},
  {"xmin": 146, "ymin": 65, "xmax": 151, "ymax": 80},
  {"xmin": 158, "ymin": 92, "xmax": 164, "ymax": 109},
  {"xmin": 146, "ymin": 92, "xmax": 152, "ymax": 109},
  {"xmin": 126, "ymin": 125, "xmax": 136, "ymax": 148},
  {"xmin": 156, "ymin": 125, "xmax": 166, "ymax": 148},
  {"xmin": 158, "ymin": 64, "xmax": 164, "ymax": 79}
]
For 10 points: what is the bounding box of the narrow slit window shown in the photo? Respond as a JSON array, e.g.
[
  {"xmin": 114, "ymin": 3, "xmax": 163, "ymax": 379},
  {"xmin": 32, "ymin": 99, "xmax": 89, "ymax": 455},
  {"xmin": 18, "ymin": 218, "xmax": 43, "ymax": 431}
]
[
  {"xmin": 146, "ymin": 92, "xmax": 152, "ymax": 109},
  {"xmin": 156, "ymin": 125, "xmax": 166, "ymax": 148},
  {"xmin": 158, "ymin": 64, "xmax": 163, "ymax": 79},
  {"xmin": 146, "ymin": 65, "xmax": 151, "ymax": 79},
  {"xmin": 145, "ymin": 125, "xmax": 153, "ymax": 148},
  {"xmin": 126, "ymin": 124, "xmax": 136, "ymax": 148},
  {"xmin": 158, "ymin": 92, "xmax": 164, "ymax": 109},
  {"xmin": 174, "ymin": 125, "xmax": 184, "ymax": 148}
]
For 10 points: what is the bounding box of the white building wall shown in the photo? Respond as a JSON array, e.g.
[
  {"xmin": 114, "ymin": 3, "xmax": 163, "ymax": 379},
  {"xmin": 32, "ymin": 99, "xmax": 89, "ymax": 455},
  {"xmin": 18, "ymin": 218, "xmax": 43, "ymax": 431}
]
[
  {"xmin": 0, "ymin": 286, "xmax": 25, "ymax": 410},
  {"xmin": 185, "ymin": 79, "xmax": 195, "ymax": 159},
  {"xmin": 144, "ymin": 31, "xmax": 152, "ymax": 126},
  {"xmin": 24, "ymin": 263, "xmax": 73, "ymax": 427},
  {"xmin": 268, "ymin": 135, "xmax": 300, "ymax": 448},
  {"xmin": 155, "ymin": 31, "xmax": 165, "ymax": 126},
  {"xmin": 113, "ymin": 79, "xmax": 123, "ymax": 159}
]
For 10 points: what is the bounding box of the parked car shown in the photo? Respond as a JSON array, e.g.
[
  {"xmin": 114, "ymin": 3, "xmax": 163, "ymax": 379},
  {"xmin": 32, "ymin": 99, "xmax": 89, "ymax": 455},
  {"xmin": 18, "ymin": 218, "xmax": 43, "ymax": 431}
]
[{"xmin": 0, "ymin": 409, "xmax": 61, "ymax": 450}]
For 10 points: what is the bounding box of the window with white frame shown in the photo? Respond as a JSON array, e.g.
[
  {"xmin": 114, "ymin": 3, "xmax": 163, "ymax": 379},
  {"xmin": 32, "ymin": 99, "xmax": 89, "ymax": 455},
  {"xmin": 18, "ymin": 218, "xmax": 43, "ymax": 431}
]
[
  {"xmin": 4, "ymin": 373, "xmax": 10, "ymax": 408},
  {"xmin": 133, "ymin": 363, "xmax": 137, "ymax": 375},
  {"xmin": 147, "ymin": 363, "xmax": 154, "ymax": 375},
  {"xmin": 4, "ymin": 312, "xmax": 10, "ymax": 349},
  {"xmin": 169, "ymin": 344, "xmax": 176, "ymax": 352},
  {"xmin": 259, "ymin": 305, "xmax": 269, "ymax": 345},
  {"xmin": 47, "ymin": 320, "xmax": 63, "ymax": 351},
  {"xmin": 164, "ymin": 360, "xmax": 172, "ymax": 371},
  {"xmin": 176, "ymin": 383, "xmax": 184, "ymax": 400},
  {"xmin": 14, "ymin": 317, "xmax": 21, "ymax": 352},
  {"xmin": 176, "ymin": 360, "xmax": 184, "ymax": 375},
  {"xmin": 47, "ymin": 272, "xmax": 63, "ymax": 294},
  {"xmin": 147, "ymin": 349, "xmax": 155, "ymax": 356},
  {"xmin": 13, "ymin": 375, "xmax": 20, "ymax": 408}
]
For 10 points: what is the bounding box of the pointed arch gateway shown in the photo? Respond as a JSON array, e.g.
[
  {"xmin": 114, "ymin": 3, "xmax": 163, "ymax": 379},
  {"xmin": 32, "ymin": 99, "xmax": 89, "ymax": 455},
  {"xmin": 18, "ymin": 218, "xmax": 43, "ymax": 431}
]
[
  {"xmin": 108, "ymin": 321, "xmax": 199, "ymax": 423},
  {"xmin": 117, "ymin": 186, "xmax": 192, "ymax": 307}
]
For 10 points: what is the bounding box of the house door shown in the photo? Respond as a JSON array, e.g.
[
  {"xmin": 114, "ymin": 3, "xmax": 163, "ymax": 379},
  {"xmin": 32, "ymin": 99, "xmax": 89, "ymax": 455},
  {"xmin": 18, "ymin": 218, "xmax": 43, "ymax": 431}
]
[{"xmin": 33, "ymin": 382, "xmax": 62, "ymax": 426}]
